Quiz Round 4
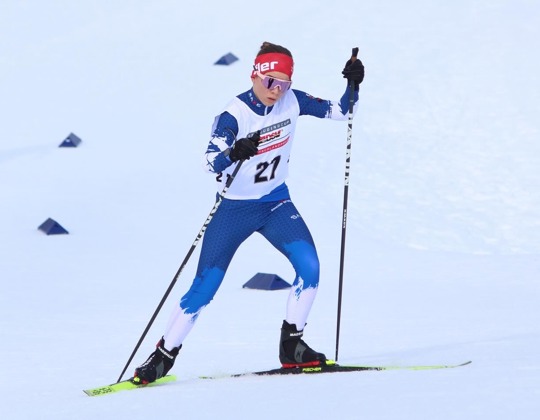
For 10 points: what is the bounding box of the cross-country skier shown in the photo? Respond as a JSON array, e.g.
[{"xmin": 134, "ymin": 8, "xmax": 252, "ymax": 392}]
[{"xmin": 133, "ymin": 41, "xmax": 364, "ymax": 383}]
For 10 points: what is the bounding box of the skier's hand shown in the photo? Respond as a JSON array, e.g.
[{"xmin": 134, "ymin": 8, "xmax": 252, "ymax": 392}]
[
  {"xmin": 342, "ymin": 48, "xmax": 364, "ymax": 88},
  {"xmin": 229, "ymin": 131, "xmax": 261, "ymax": 162}
]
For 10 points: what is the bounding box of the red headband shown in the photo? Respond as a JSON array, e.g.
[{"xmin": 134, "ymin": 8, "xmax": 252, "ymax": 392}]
[{"xmin": 251, "ymin": 53, "xmax": 294, "ymax": 79}]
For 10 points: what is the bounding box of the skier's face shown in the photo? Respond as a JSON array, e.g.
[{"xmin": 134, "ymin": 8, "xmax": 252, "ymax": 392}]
[{"xmin": 252, "ymin": 71, "xmax": 290, "ymax": 106}]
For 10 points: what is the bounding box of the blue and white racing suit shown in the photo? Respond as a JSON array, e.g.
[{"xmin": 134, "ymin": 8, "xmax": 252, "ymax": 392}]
[{"xmin": 163, "ymin": 86, "xmax": 359, "ymax": 347}]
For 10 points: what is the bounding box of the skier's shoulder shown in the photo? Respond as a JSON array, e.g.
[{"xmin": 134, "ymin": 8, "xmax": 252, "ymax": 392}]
[{"xmin": 292, "ymin": 88, "xmax": 327, "ymax": 106}]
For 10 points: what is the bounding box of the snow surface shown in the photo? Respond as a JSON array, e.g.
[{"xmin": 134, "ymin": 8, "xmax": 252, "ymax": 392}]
[{"xmin": 1, "ymin": 0, "xmax": 539, "ymax": 418}]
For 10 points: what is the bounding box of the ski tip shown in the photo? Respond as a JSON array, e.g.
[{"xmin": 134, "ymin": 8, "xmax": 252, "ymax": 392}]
[{"xmin": 83, "ymin": 374, "xmax": 178, "ymax": 397}]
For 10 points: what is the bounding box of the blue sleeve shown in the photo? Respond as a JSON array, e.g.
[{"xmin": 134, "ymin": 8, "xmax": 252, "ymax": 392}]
[
  {"xmin": 293, "ymin": 86, "xmax": 359, "ymax": 119},
  {"xmin": 293, "ymin": 89, "xmax": 332, "ymax": 118},
  {"xmin": 204, "ymin": 112, "xmax": 239, "ymax": 173}
]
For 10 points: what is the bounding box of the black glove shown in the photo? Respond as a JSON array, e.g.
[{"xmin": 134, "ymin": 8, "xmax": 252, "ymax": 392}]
[
  {"xmin": 229, "ymin": 131, "xmax": 260, "ymax": 162},
  {"xmin": 342, "ymin": 57, "xmax": 365, "ymax": 88}
]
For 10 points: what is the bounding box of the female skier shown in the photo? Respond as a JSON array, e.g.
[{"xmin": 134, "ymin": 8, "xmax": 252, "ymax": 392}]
[{"xmin": 134, "ymin": 42, "xmax": 364, "ymax": 383}]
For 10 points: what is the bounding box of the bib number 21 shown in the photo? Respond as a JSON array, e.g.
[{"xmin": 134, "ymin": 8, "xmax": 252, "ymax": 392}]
[{"xmin": 255, "ymin": 155, "xmax": 281, "ymax": 183}]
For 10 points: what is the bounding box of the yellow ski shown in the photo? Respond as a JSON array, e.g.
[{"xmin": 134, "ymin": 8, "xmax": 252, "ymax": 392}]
[{"xmin": 83, "ymin": 375, "xmax": 176, "ymax": 397}]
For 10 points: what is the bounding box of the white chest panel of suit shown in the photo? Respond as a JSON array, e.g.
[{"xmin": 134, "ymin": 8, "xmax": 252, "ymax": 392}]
[{"xmin": 217, "ymin": 90, "xmax": 300, "ymax": 200}]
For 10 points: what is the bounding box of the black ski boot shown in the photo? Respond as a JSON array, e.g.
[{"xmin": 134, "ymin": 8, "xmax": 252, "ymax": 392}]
[
  {"xmin": 133, "ymin": 337, "xmax": 181, "ymax": 384},
  {"xmin": 279, "ymin": 320, "xmax": 327, "ymax": 368}
]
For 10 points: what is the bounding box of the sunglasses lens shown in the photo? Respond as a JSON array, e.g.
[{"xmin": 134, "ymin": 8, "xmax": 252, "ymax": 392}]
[{"xmin": 260, "ymin": 74, "xmax": 291, "ymax": 91}]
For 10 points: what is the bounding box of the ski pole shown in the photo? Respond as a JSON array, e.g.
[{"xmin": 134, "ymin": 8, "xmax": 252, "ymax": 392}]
[
  {"xmin": 116, "ymin": 134, "xmax": 256, "ymax": 383},
  {"xmin": 335, "ymin": 47, "xmax": 359, "ymax": 362}
]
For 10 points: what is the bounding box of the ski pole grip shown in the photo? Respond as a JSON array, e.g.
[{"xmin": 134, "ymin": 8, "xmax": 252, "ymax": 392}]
[
  {"xmin": 249, "ymin": 130, "xmax": 261, "ymax": 146},
  {"xmin": 351, "ymin": 47, "xmax": 359, "ymax": 63}
]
